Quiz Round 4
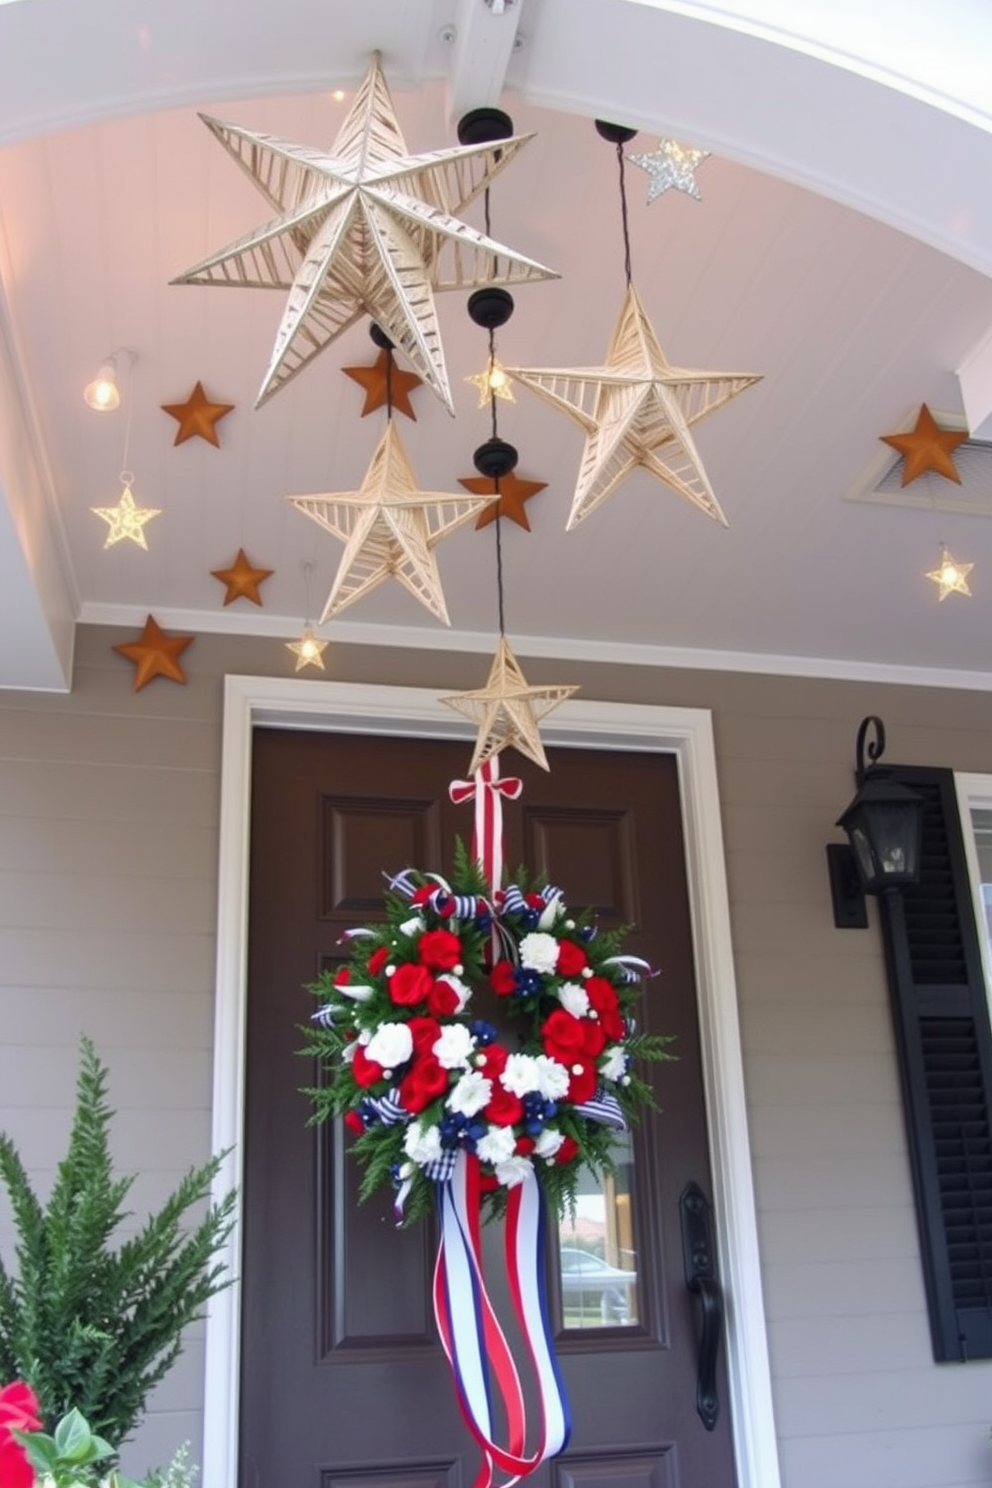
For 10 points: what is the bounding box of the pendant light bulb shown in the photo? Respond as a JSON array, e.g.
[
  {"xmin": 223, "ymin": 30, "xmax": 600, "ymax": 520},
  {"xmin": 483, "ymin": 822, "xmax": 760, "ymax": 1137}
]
[{"xmin": 84, "ymin": 360, "xmax": 121, "ymax": 412}]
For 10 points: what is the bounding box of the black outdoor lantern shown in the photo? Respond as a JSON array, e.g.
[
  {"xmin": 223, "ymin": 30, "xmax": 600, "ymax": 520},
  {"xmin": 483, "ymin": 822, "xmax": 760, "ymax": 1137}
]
[{"xmin": 827, "ymin": 716, "xmax": 924, "ymax": 926}]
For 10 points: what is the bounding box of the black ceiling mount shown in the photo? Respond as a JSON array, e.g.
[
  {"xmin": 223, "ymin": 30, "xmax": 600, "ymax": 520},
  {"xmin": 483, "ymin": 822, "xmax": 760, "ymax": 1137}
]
[
  {"xmin": 467, "ymin": 287, "xmax": 515, "ymax": 330},
  {"xmin": 369, "ymin": 322, "xmax": 394, "ymax": 350},
  {"xmin": 457, "ymin": 107, "xmax": 514, "ymax": 146},
  {"xmin": 473, "ymin": 437, "xmax": 518, "ymax": 480},
  {"xmin": 595, "ymin": 119, "xmax": 638, "ymax": 145}
]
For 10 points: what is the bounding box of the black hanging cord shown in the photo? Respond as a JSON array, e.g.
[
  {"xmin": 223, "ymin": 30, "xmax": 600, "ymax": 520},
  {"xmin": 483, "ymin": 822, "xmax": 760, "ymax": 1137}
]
[
  {"xmin": 494, "ymin": 480, "xmax": 506, "ymax": 636},
  {"xmin": 616, "ymin": 140, "xmax": 633, "ymax": 287},
  {"xmin": 385, "ymin": 344, "xmax": 393, "ymax": 422}
]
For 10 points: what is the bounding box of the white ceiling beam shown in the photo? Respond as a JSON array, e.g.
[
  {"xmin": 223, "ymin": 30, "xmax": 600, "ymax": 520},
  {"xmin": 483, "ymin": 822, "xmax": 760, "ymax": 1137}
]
[
  {"xmin": 957, "ymin": 324, "xmax": 992, "ymax": 442},
  {"xmin": 444, "ymin": 0, "xmax": 523, "ymax": 124}
]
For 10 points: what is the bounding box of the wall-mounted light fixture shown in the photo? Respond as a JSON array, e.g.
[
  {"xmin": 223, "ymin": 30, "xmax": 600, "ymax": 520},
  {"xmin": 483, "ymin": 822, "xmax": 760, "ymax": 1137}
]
[
  {"xmin": 827, "ymin": 715, "xmax": 925, "ymax": 928},
  {"xmin": 84, "ymin": 349, "xmax": 136, "ymax": 412}
]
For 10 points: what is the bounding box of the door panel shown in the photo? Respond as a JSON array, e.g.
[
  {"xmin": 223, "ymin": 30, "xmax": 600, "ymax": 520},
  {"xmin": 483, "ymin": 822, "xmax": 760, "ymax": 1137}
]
[{"xmin": 242, "ymin": 729, "xmax": 736, "ymax": 1487}]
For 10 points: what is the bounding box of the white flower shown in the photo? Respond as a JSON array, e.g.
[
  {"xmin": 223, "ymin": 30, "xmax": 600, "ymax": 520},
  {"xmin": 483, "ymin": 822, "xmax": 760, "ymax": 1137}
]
[
  {"xmin": 400, "ymin": 914, "xmax": 426, "ymax": 936},
  {"xmin": 365, "ymin": 1021, "xmax": 413, "ymax": 1070},
  {"xmin": 476, "ymin": 1125, "xmax": 517, "ymax": 1165},
  {"xmin": 519, "ymin": 931, "xmax": 560, "ymax": 973},
  {"xmin": 537, "ymin": 893, "xmax": 564, "ymax": 930},
  {"xmin": 340, "ymin": 1040, "xmax": 357, "ymax": 1064},
  {"xmin": 434, "ymin": 1023, "xmax": 475, "ymax": 1069},
  {"xmin": 534, "ymin": 1055, "xmax": 570, "ymax": 1101},
  {"xmin": 404, "ymin": 1121, "xmax": 443, "ymax": 1166},
  {"xmin": 558, "ymin": 981, "xmax": 589, "ymax": 1017},
  {"xmin": 501, "ymin": 1052, "xmax": 542, "ymax": 1097},
  {"xmin": 599, "ymin": 1044, "xmax": 627, "ymax": 1082},
  {"xmin": 448, "ymin": 1069, "xmax": 493, "ymax": 1116},
  {"xmin": 436, "ymin": 973, "xmax": 472, "ymax": 1012},
  {"xmin": 533, "ymin": 1128, "xmax": 565, "ymax": 1159},
  {"xmin": 495, "ymin": 1154, "xmax": 534, "ymax": 1188}
]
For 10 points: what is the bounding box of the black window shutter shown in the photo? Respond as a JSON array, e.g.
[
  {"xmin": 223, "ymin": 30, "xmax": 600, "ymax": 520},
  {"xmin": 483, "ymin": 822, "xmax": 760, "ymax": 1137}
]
[{"xmin": 877, "ymin": 765, "xmax": 992, "ymax": 1361}]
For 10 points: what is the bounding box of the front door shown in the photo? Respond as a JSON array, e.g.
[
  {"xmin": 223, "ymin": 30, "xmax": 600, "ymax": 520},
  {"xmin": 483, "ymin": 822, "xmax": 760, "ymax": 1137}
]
[{"xmin": 241, "ymin": 729, "xmax": 737, "ymax": 1487}]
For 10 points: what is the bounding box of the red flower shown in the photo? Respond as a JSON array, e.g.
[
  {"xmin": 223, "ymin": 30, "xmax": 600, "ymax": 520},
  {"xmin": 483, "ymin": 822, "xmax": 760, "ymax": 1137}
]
[
  {"xmin": 408, "ymin": 1016, "xmax": 443, "ymax": 1055},
  {"xmin": 490, "ymin": 960, "xmax": 518, "ymax": 996},
  {"xmin": 0, "ymin": 1381, "xmax": 40, "ymax": 1488},
  {"xmin": 554, "ymin": 1135, "xmax": 579, "ymax": 1165},
  {"xmin": 581, "ymin": 1020, "xmax": 607, "ymax": 1059},
  {"xmin": 344, "ymin": 1110, "xmax": 365, "ymax": 1134},
  {"xmin": 515, "ymin": 1135, "xmax": 536, "ymax": 1155},
  {"xmin": 427, "ymin": 978, "xmax": 460, "ymax": 1018},
  {"xmin": 484, "ymin": 1084, "xmax": 525, "ymax": 1126},
  {"xmin": 334, "ymin": 966, "xmax": 350, "ymax": 987},
  {"xmin": 412, "ymin": 886, "xmax": 433, "ymax": 906},
  {"xmin": 400, "ymin": 1055, "xmax": 450, "ymax": 1113},
  {"xmin": 389, "ymin": 963, "xmax": 434, "ymax": 1007},
  {"xmin": 418, "ymin": 929, "xmax": 463, "ymax": 970},
  {"xmin": 476, "ymin": 1042, "xmax": 508, "ymax": 1078},
  {"xmin": 351, "ymin": 1045, "xmax": 384, "ymax": 1088},
  {"xmin": 542, "ymin": 1008, "xmax": 587, "ymax": 1063},
  {"xmin": 367, "ymin": 946, "xmax": 389, "ymax": 976},
  {"xmin": 567, "ymin": 1060, "xmax": 598, "ymax": 1104},
  {"xmin": 585, "ymin": 977, "xmax": 625, "ymax": 1041},
  {"xmin": 556, "ymin": 940, "xmax": 588, "ymax": 977},
  {"xmin": 525, "ymin": 893, "xmax": 545, "ymax": 910}
]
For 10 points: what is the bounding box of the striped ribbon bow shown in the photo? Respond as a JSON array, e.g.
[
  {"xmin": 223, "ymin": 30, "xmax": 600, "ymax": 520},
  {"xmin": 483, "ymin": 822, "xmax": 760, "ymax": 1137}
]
[{"xmin": 449, "ymin": 759, "xmax": 522, "ymax": 896}]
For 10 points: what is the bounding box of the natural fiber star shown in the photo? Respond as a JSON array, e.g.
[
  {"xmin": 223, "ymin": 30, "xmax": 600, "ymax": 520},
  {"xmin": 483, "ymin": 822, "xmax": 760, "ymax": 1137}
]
[
  {"xmin": 343, "ymin": 349, "xmax": 422, "ymax": 420},
  {"xmin": 628, "ymin": 139, "xmax": 710, "ymax": 202},
  {"xmin": 441, "ymin": 636, "xmax": 578, "ymax": 772},
  {"xmin": 161, "ymin": 381, "xmax": 234, "ymax": 447},
  {"xmin": 509, "ymin": 283, "xmax": 760, "ymax": 529},
  {"xmin": 210, "ymin": 548, "xmax": 274, "ymax": 606},
  {"xmin": 286, "ymin": 627, "xmax": 329, "ymax": 671},
  {"xmin": 289, "ymin": 422, "xmax": 496, "ymax": 624},
  {"xmin": 112, "ymin": 615, "xmax": 194, "ymax": 691},
  {"xmin": 91, "ymin": 483, "xmax": 162, "ymax": 549},
  {"xmin": 880, "ymin": 404, "xmax": 968, "ymax": 486},
  {"xmin": 174, "ymin": 52, "xmax": 556, "ymax": 411},
  {"xmin": 459, "ymin": 471, "xmax": 547, "ymax": 532},
  {"xmin": 926, "ymin": 546, "xmax": 973, "ymax": 600}
]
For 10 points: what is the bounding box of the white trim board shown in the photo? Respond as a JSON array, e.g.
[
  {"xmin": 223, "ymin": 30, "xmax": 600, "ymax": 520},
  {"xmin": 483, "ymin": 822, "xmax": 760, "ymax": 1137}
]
[{"xmin": 203, "ymin": 676, "xmax": 781, "ymax": 1488}]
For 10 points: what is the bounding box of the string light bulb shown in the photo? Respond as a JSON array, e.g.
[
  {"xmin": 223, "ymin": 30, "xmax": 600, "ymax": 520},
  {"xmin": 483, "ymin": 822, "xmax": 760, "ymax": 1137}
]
[
  {"xmin": 466, "ymin": 356, "xmax": 515, "ymax": 409},
  {"xmin": 926, "ymin": 545, "xmax": 973, "ymax": 601},
  {"xmin": 83, "ymin": 349, "xmax": 136, "ymax": 412},
  {"xmin": 286, "ymin": 560, "xmax": 329, "ymax": 670}
]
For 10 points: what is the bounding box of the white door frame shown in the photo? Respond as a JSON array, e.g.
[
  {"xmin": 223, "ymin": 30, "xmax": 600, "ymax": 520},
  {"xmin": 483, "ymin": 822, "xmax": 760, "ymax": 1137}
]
[{"xmin": 202, "ymin": 674, "xmax": 781, "ymax": 1488}]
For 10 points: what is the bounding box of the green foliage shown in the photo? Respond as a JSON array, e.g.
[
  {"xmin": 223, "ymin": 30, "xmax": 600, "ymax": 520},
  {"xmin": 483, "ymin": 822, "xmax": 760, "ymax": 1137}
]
[
  {"xmin": 16, "ymin": 1407, "xmax": 197, "ymax": 1488},
  {"xmin": 0, "ymin": 1038, "xmax": 236, "ymax": 1445}
]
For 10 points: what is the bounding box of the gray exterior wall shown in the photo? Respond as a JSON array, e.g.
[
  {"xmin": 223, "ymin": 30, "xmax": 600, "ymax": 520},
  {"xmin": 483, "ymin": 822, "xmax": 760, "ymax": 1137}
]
[{"xmin": 2, "ymin": 623, "xmax": 992, "ymax": 1487}]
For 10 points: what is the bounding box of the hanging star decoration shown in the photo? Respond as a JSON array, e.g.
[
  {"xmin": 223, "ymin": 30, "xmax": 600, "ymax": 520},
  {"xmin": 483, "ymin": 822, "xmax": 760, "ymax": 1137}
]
[
  {"xmin": 926, "ymin": 546, "xmax": 973, "ymax": 600},
  {"xmin": 112, "ymin": 615, "xmax": 195, "ymax": 690},
  {"xmin": 210, "ymin": 548, "xmax": 274, "ymax": 606},
  {"xmin": 459, "ymin": 470, "xmax": 547, "ymax": 532},
  {"xmin": 91, "ymin": 481, "xmax": 162, "ymax": 549},
  {"xmin": 442, "ymin": 636, "xmax": 578, "ymax": 773},
  {"xmin": 173, "ymin": 51, "xmax": 557, "ymax": 411},
  {"xmin": 880, "ymin": 404, "xmax": 968, "ymax": 486},
  {"xmin": 628, "ymin": 138, "xmax": 711, "ymax": 202},
  {"xmin": 289, "ymin": 422, "xmax": 497, "ymax": 624},
  {"xmin": 286, "ymin": 625, "xmax": 329, "ymax": 671},
  {"xmin": 509, "ymin": 283, "xmax": 760, "ymax": 529},
  {"xmin": 344, "ymin": 348, "xmax": 422, "ymax": 420},
  {"xmin": 466, "ymin": 356, "xmax": 515, "ymax": 409},
  {"xmin": 161, "ymin": 381, "xmax": 234, "ymax": 447}
]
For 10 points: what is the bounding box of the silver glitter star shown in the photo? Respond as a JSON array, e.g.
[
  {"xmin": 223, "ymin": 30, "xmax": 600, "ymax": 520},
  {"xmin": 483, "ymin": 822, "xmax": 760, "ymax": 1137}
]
[{"xmin": 628, "ymin": 139, "xmax": 710, "ymax": 203}]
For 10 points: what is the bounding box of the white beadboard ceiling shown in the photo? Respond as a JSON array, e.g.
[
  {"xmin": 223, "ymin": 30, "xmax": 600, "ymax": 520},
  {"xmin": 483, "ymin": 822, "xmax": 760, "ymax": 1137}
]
[{"xmin": 2, "ymin": 0, "xmax": 992, "ymax": 690}]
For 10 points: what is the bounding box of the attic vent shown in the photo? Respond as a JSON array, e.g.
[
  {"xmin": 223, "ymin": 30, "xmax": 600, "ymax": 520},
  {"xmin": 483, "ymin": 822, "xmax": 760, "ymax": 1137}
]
[{"xmin": 846, "ymin": 411, "xmax": 992, "ymax": 516}]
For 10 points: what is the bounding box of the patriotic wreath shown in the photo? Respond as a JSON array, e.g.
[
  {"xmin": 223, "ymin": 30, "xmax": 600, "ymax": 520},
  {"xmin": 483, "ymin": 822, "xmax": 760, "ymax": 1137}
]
[{"xmin": 302, "ymin": 845, "xmax": 671, "ymax": 1223}]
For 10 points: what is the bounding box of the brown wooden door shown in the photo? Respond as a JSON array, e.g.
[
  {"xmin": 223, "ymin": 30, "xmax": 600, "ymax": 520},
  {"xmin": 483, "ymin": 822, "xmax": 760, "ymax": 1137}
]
[{"xmin": 242, "ymin": 729, "xmax": 737, "ymax": 1488}]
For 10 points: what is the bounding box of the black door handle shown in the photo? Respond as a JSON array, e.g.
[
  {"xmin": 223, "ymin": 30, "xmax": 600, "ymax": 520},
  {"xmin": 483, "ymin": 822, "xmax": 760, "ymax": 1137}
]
[{"xmin": 679, "ymin": 1181, "xmax": 724, "ymax": 1432}]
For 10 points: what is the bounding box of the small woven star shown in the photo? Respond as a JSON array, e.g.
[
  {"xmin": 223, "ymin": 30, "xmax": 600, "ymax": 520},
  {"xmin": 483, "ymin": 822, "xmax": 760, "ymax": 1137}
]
[
  {"xmin": 466, "ymin": 358, "xmax": 515, "ymax": 409},
  {"xmin": 880, "ymin": 404, "xmax": 967, "ymax": 486},
  {"xmin": 92, "ymin": 483, "xmax": 162, "ymax": 549},
  {"xmin": 628, "ymin": 139, "xmax": 710, "ymax": 202},
  {"xmin": 926, "ymin": 546, "xmax": 973, "ymax": 600},
  {"xmin": 343, "ymin": 349, "xmax": 422, "ymax": 420},
  {"xmin": 286, "ymin": 626, "xmax": 329, "ymax": 671},
  {"xmin": 113, "ymin": 615, "xmax": 195, "ymax": 690},
  {"xmin": 210, "ymin": 549, "xmax": 274, "ymax": 606},
  {"xmin": 441, "ymin": 636, "xmax": 578, "ymax": 772},
  {"xmin": 459, "ymin": 471, "xmax": 547, "ymax": 532},
  {"xmin": 161, "ymin": 381, "xmax": 234, "ymax": 447}
]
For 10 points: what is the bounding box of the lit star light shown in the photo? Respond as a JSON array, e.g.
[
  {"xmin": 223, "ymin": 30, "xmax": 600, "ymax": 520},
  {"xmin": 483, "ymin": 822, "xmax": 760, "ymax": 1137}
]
[
  {"xmin": 286, "ymin": 626, "xmax": 329, "ymax": 671},
  {"xmin": 466, "ymin": 357, "xmax": 515, "ymax": 409},
  {"xmin": 91, "ymin": 482, "xmax": 162, "ymax": 549},
  {"xmin": 926, "ymin": 546, "xmax": 973, "ymax": 601},
  {"xmin": 880, "ymin": 404, "xmax": 968, "ymax": 486},
  {"xmin": 112, "ymin": 615, "xmax": 194, "ymax": 690},
  {"xmin": 174, "ymin": 52, "xmax": 557, "ymax": 411},
  {"xmin": 509, "ymin": 283, "xmax": 760, "ymax": 530},
  {"xmin": 289, "ymin": 422, "xmax": 496, "ymax": 624},
  {"xmin": 628, "ymin": 139, "xmax": 710, "ymax": 202},
  {"xmin": 441, "ymin": 636, "xmax": 578, "ymax": 772}
]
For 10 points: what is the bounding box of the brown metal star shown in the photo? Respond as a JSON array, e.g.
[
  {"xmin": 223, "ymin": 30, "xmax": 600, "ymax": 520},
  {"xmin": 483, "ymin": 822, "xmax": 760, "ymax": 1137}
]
[
  {"xmin": 459, "ymin": 471, "xmax": 548, "ymax": 532},
  {"xmin": 112, "ymin": 615, "xmax": 195, "ymax": 691},
  {"xmin": 343, "ymin": 350, "xmax": 422, "ymax": 421},
  {"xmin": 210, "ymin": 548, "xmax": 274, "ymax": 606},
  {"xmin": 880, "ymin": 404, "xmax": 968, "ymax": 486},
  {"xmin": 161, "ymin": 381, "xmax": 235, "ymax": 447}
]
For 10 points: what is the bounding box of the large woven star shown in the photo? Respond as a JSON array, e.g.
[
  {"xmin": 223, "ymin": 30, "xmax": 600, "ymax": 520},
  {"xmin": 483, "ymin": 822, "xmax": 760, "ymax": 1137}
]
[
  {"xmin": 441, "ymin": 636, "xmax": 578, "ymax": 772},
  {"xmin": 509, "ymin": 283, "xmax": 760, "ymax": 530},
  {"xmin": 91, "ymin": 483, "xmax": 161, "ymax": 549},
  {"xmin": 880, "ymin": 404, "xmax": 968, "ymax": 486},
  {"xmin": 174, "ymin": 52, "xmax": 556, "ymax": 411},
  {"xmin": 628, "ymin": 139, "xmax": 710, "ymax": 202},
  {"xmin": 112, "ymin": 615, "xmax": 194, "ymax": 691},
  {"xmin": 289, "ymin": 423, "xmax": 496, "ymax": 624}
]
